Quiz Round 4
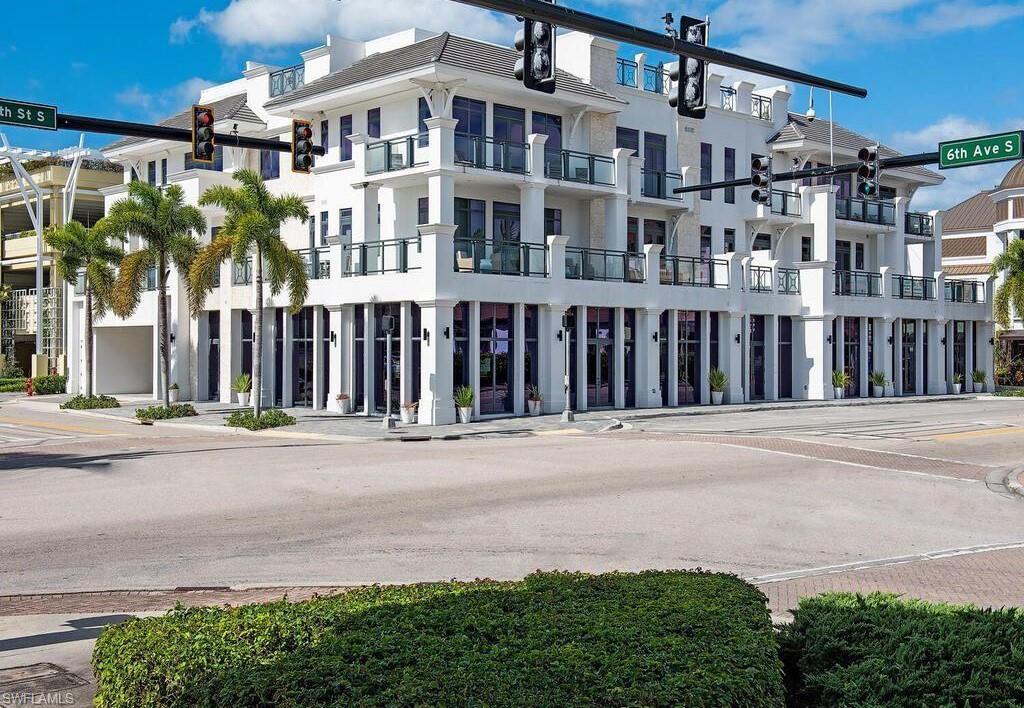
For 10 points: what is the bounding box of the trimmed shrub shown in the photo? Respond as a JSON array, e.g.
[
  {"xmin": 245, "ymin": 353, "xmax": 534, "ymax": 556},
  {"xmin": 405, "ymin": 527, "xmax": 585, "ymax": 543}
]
[
  {"xmin": 30, "ymin": 374, "xmax": 67, "ymax": 395},
  {"xmin": 225, "ymin": 408, "xmax": 296, "ymax": 431},
  {"xmin": 0, "ymin": 377, "xmax": 26, "ymax": 393},
  {"xmin": 135, "ymin": 404, "xmax": 198, "ymax": 421},
  {"xmin": 61, "ymin": 395, "xmax": 120, "ymax": 410},
  {"xmin": 778, "ymin": 592, "xmax": 1024, "ymax": 707},
  {"xmin": 92, "ymin": 570, "xmax": 784, "ymax": 707},
  {"xmin": 995, "ymin": 388, "xmax": 1024, "ymax": 397}
]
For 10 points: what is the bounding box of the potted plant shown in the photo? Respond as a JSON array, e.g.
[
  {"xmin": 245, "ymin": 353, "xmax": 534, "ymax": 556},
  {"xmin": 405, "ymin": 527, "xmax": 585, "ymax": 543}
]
[
  {"xmin": 168, "ymin": 382, "xmax": 180, "ymax": 404},
  {"xmin": 334, "ymin": 392, "xmax": 351, "ymax": 414},
  {"xmin": 884, "ymin": 379, "xmax": 895, "ymax": 398},
  {"xmin": 952, "ymin": 372, "xmax": 963, "ymax": 395},
  {"xmin": 832, "ymin": 370, "xmax": 849, "ymax": 400},
  {"xmin": 870, "ymin": 371, "xmax": 886, "ymax": 398},
  {"xmin": 400, "ymin": 401, "xmax": 418, "ymax": 425},
  {"xmin": 454, "ymin": 385, "xmax": 474, "ymax": 424},
  {"xmin": 708, "ymin": 368, "xmax": 727, "ymax": 405},
  {"xmin": 233, "ymin": 373, "xmax": 252, "ymax": 407},
  {"xmin": 527, "ymin": 385, "xmax": 543, "ymax": 416},
  {"xmin": 971, "ymin": 369, "xmax": 986, "ymax": 393}
]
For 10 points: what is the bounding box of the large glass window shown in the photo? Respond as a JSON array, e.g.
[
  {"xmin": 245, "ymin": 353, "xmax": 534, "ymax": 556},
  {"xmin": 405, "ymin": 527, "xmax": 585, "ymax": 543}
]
[
  {"xmin": 453, "ymin": 302, "xmax": 470, "ymax": 391},
  {"xmin": 185, "ymin": 146, "xmax": 223, "ymax": 171},
  {"xmin": 453, "ymin": 97, "xmax": 486, "ymax": 163},
  {"xmin": 779, "ymin": 316, "xmax": 793, "ymax": 399},
  {"xmin": 319, "ymin": 211, "xmax": 329, "ymax": 245},
  {"xmin": 627, "ymin": 217, "xmax": 640, "ymax": 253},
  {"xmin": 480, "ymin": 303, "xmax": 514, "ymax": 415},
  {"xmin": 340, "ymin": 115, "xmax": 353, "ymax": 161},
  {"xmin": 544, "ymin": 208, "xmax": 562, "ymax": 236},
  {"xmin": 320, "ymin": 119, "xmax": 329, "ymax": 153},
  {"xmin": 374, "ymin": 303, "xmax": 401, "ymax": 413},
  {"xmin": 417, "ymin": 197, "xmax": 429, "ymax": 225},
  {"xmin": 493, "ymin": 104, "xmax": 527, "ymax": 172},
  {"xmin": 586, "ymin": 307, "xmax": 615, "ymax": 408},
  {"xmin": 624, "ymin": 309, "xmax": 636, "ymax": 408},
  {"xmin": 700, "ymin": 142, "xmax": 712, "ymax": 201},
  {"xmin": 644, "ymin": 132, "xmax": 666, "ymax": 172},
  {"xmin": 367, "ymin": 108, "xmax": 381, "ymax": 139},
  {"xmin": 339, "ymin": 208, "xmax": 352, "ymax": 239},
  {"xmin": 532, "ymin": 111, "xmax": 563, "ymax": 177},
  {"xmin": 616, "ymin": 127, "xmax": 639, "ymax": 154},
  {"xmin": 260, "ymin": 149, "xmax": 280, "ymax": 180},
  {"xmin": 292, "ymin": 307, "xmax": 315, "ymax": 408},
  {"xmin": 418, "ymin": 97, "xmax": 431, "ymax": 147},
  {"xmin": 749, "ymin": 315, "xmax": 766, "ymax": 401},
  {"xmin": 493, "ymin": 202, "xmax": 521, "ymax": 243},
  {"xmin": 724, "ymin": 147, "xmax": 736, "ymax": 203},
  {"xmin": 147, "ymin": 160, "xmax": 156, "ymax": 184},
  {"xmin": 454, "ymin": 197, "xmax": 486, "ymax": 265},
  {"xmin": 207, "ymin": 311, "xmax": 220, "ymax": 401},
  {"xmin": 354, "ymin": 306, "xmax": 365, "ymax": 412},
  {"xmin": 844, "ymin": 317, "xmax": 861, "ymax": 397},
  {"xmin": 524, "ymin": 304, "xmax": 539, "ymax": 408},
  {"xmin": 902, "ymin": 320, "xmax": 917, "ymax": 395},
  {"xmin": 678, "ymin": 311, "xmax": 701, "ymax": 404},
  {"xmin": 724, "ymin": 228, "xmax": 736, "ymax": 253},
  {"xmin": 644, "ymin": 219, "xmax": 666, "ymax": 247}
]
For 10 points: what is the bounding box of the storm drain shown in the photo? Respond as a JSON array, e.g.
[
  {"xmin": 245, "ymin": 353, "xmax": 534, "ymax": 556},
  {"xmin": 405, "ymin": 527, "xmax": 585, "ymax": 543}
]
[{"xmin": 0, "ymin": 663, "xmax": 88, "ymax": 694}]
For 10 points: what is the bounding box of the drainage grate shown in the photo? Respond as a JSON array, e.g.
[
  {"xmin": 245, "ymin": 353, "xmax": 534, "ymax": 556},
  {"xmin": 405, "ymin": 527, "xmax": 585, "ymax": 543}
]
[{"xmin": 0, "ymin": 663, "xmax": 88, "ymax": 693}]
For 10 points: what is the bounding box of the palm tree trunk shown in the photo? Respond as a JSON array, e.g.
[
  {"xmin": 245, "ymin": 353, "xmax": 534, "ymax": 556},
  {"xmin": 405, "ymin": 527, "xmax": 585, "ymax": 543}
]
[
  {"xmin": 84, "ymin": 284, "xmax": 93, "ymax": 399},
  {"xmin": 253, "ymin": 248, "xmax": 263, "ymax": 419},
  {"xmin": 158, "ymin": 253, "xmax": 171, "ymax": 408}
]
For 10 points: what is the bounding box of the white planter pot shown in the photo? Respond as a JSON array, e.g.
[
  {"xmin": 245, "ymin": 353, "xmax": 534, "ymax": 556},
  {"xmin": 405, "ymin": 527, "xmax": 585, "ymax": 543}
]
[
  {"xmin": 973, "ymin": 382, "xmax": 984, "ymax": 393},
  {"xmin": 884, "ymin": 384, "xmax": 894, "ymax": 397},
  {"xmin": 873, "ymin": 385, "xmax": 884, "ymax": 398},
  {"xmin": 952, "ymin": 383, "xmax": 962, "ymax": 394},
  {"xmin": 833, "ymin": 387, "xmax": 844, "ymax": 400},
  {"xmin": 457, "ymin": 406, "xmax": 473, "ymax": 424},
  {"xmin": 400, "ymin": 408, "xmax": 416, "ymax": 424},
  {"xmin": 711, "ymin": 391, "xmax": 724, "ymax": 405},
  {"xmin": 527, "ymin": 400, "xmax": 542, "ymax": 416},
  {"xmin": 237, "ymin": 391, "xmax": 250, "ymax": 407},
  {"xmin": 168, "ymin": 389, "xmax": 179, "ymax": 404}
]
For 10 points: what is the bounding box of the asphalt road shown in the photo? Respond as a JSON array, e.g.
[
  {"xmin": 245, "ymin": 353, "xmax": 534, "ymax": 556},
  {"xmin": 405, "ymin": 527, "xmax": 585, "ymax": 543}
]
[{"xmin": 2, "ymin": 396, "xmax": 1022, "ymax": 594}]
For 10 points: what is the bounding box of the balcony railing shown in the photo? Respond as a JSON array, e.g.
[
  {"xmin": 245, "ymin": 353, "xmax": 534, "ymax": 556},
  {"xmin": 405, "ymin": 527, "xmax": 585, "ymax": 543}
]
[
  {"xmin": 365, "ymin": 134, "xmax": 429, "ymax": 175},
  {"xmin": 660, "ymin": 255, "xmax": 729, "ymax": 288},
  {"xmin": 641, "ymin": 169, "xmax": 685, "ymax": 200},
  {"xmin": 892, "ymin": 274, "xmax": 936, "ymax": 300},
  {"xmin": 544, "ymin": 149, "xmax": 615, "ymax": 186},
  {"xmin": 748, "ymin": 265, "xmax": 773, "ymax": 293},
  {"xmin": 770, "ymin": 189, "xmax": 801, "ymax": 217},
  {"xmin": 565, "ymin": 246, "xmax": 644, "ymax": 283},
  {"xmin": 74, "ymin": 271, "xmax": 85, "ymax": 296},
  {"xmin": 945, "ymin": 279, "xmax": 984, "ymax": 304},
  {"xmin": 453, "ymin": 239, "xmax": 547, "ymax": 277},
  {"xmin": 232, "ymin": 257, "xmax": 252, "ymax": 285},
  {"xmin": 615, "ymin": 58, "xmax": 670, "ymax": 94},
  {"xmin": 343, "ymin": 237, "xmax": 421, "ymax": 276},
  {"xmin": 835, "ymin": 197, "xmax": 896, "ymax": 226},
  {"xmin": 269, "ymin": 64, "xmax": 304, "ymax": 98},
  {"xmin": 616, "ymin": 58, "xmax": 638, "ymax": 88},
  {"xmin": 642, "ymin": 64, "xmax": 670, "ymax": 95},
  {"xmin": 751, "ymin": 95, "xmax": 773, "ymax": 121},
  {"xmin": 146, "ymin": 265, "xmax": 157, "ymax": 291},
  {"xmin": 296, "ymin": 247, "xmax": 331, "ymax": 280},
  {"xmin": 454, "ymin": 134, "xmax": 528, "ymax": 174},
  {"xmin": 777, "ymin": 268, "xmax": 801, "ymax": 294},
  {"xmin": 833, "ymin": 269, "xmax": 882, "ymax": 297},
  {"xmin": 905, "ymin": 211, "xmax": 934, "ymax": 237},
  {"xmin": 720, "ymin": 87, "xmax": 737, "ymax": 110}
]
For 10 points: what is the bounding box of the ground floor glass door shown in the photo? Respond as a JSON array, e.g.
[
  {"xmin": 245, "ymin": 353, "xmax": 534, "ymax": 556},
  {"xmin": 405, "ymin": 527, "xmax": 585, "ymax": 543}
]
[
  {"xmin": 292, "ymin": 307, "xmax": 315, "ymax": 408},
  {"xmin": 779, "ymin": 316, "xmax": 792, "ymax": 399},
  {"xmin": 748, "ymin": 315, "xmax": 766, "ymax": 401},
  {"xmin": 902, "ymin": 319, "xmax": 917, "ymax": 395},
  {"xmin": 479, "ymin": 302, "xmax": 513, "ymax": 415},
  {"xmin": 843, "ymin": 317, "xmax": 860, "ymax": 397},
  {"xmin": 207, "ymin": 311, "xmax": 219, "ymax": 401},
  {"xmin": 587, "ymin": 307, "xmax": 614, "ymax": 408},
  {"xmin": 678, "ymin": 311, "xmax": 699, "ymax": 404}
]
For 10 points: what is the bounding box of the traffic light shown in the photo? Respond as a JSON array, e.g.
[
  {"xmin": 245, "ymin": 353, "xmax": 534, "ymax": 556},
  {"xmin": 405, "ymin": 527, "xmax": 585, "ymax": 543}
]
[
  {"xmin": 750, "ymin": 156, "xmax": 772, "ymax": 205},
  {"xmin": 857, "ymin": 145, "xmax": 880, "ymax": 197},
  {"xmin": 513, "ymin": 1, "xmax": 556, "ymax": 94},
  {"xmin": 191, "ymin": 105, "xmax": 215, "ymax": 164},
  {"xmin": 668, "ymin": 16, "xmax": 708, "ymax": 119},
  {"xmin": 292, "ymin": 119, "xmax": 314, "ymax": 173}
]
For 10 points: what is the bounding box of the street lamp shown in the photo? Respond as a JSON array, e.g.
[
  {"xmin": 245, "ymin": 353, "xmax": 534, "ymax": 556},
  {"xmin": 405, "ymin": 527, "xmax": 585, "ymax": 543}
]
[{"xmin": 381, "ymin": 314, "xmax": 395, "ymax": 429}]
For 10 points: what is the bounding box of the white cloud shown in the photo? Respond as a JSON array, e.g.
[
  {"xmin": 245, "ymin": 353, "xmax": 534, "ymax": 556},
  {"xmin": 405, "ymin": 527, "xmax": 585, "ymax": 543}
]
[
  {"xmin": 915, "ymin": 2, "xmax": 1024, "ymax": 32},
  {"xmin": 172, "ymin": 0, "xmax": 515, "ymax": 47},
  {"xmin": 116, "ymin": 77, "xmax": 216, "ymax": 121}
]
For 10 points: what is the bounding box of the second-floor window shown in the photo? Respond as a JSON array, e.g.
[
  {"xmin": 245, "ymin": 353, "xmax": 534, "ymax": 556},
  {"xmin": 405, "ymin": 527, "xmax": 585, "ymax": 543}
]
[
  {"xmin": 700, "ymin": 143, "xmax": 712, "ymax": 201},
  {"xmin": 801, "ymin": 236, "xmax": 813, "ymax": 262},
  {"xmin": 644, "ymin": 219, "xmax": 666, "ymax": 247},
  {"xmin": 417, "ymin": 198, "xmax": 429, "ymax": 225},
  {"xmin": 616, "ymin": 127, "xmax": 639, "ymax": 154},
  {"xmin": 339, "ymin": 208, "xmax": 353, "ymax": 238},
  {"xmin": 147, "ymin": 160, "xmax": 156, "ymax": 184},
  {"xmin": 724, "ymin": 228, "xmax": 736, "ymax": 252},
  {"xmin": 644, "ymin": 132, "xmax": 667, "ymax": 173},
  {"xmin": 627, "ymin": 217, "xmax": 639, "ymax": 252},
  {"xmin": 418, "ymin": 98, "xmax": 431, "ymax": 147},
  {"xmin": 724, "ymin": 147, "xmax": 736, "ymax": 204},
  {"xmin": 493, "ymin": 202, "xmax": 521, "ymax": 242},
  {"xmin": 700, "ymin": 226, "xmax": 712, "ymax": 258},
  {"xmin": 367, "ymin": 108, "xmax": 381, "ymax": 139},
  {"xmin": 320, "ymin": 119, "xmax": 329, "ymax": 153},
  {"xmin": 160, "ymin": 158, "xmax": 167, "ymax": 185},
  {"xmin": 532, "ymin": 111, "xmax": 563, "ymax": 175},
  {"xmin": 340, "ymin": 115, "xmax": 353, "ymax": 161},
  {"xmin": 455, "ymin": 197, "xmax": 485, "ymax": 241},
  {"xmin": 320, "ymin": 211, "xmax": 328, "ymax": 245},
  {"xmin": 544, "ymin": 207, "xmax": 561, "ymax": 236},
  {"xmin": 260, "ymin": 149, "xmax": 280, "ymax": 180}
]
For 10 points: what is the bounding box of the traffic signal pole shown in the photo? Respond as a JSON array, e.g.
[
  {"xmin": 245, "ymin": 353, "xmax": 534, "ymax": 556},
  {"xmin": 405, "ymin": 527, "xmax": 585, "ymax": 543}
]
[{"xmin": 449, "ymin": 0, "xmax": 868, "ymax": 98}]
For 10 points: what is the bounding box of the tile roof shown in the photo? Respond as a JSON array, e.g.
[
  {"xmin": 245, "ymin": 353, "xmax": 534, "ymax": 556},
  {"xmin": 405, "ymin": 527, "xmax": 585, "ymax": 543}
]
[
  {"xmin": 998, "ymin": 159, "xmax": 1024, "ymax": 189},
  {"xmin": 265, "ymin": 32, "xmax": 626, "ymax": 108},
  {"xmin": 768, "ymin": 113, "xmax": 941, "ymax": 181},
  {"xmin": 942, "ymin": 236, "xmax": 988, "ymax": 259},
  {"xmin": 944, "ymin": 263, "xmax": 991, "ymax": 275},
  {"xmin": 941, "ymin": 191, "xmax": 997, "ymax": 234},
  {"xmin": 103, "ymin": 94, "xmax": 264, "ymax": 152}
]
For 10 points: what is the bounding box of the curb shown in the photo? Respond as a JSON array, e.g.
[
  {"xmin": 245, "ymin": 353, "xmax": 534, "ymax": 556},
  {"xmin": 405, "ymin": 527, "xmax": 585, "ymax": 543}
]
[{"xmin": 1002, "ymin": 467, "xmax": 1024, "ymax": 498}]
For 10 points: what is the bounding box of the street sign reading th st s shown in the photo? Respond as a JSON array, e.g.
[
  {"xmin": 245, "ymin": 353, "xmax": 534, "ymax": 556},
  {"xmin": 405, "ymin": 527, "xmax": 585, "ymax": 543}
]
[
  {"xmin": 0, "ymin": 98, "xmax": 57, "ymax": 131},
  {"xmin": 939, "ymin": 130, "xmax": 1023, "ymax": 170}
]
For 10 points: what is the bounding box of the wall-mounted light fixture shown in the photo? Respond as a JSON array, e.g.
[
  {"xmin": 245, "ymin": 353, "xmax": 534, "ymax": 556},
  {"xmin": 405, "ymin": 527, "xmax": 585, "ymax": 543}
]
[
  {"xmin": 557, "ymin": 329, "xmax": 564, "ymax": 342},
  {"xmin": 734, "ymin": 333, "xmax": 741, "ymax": 344},
  {"xmin": 990, "ymin": 337, "xmax": 996, "ymax": 346},
  {"xmin": 887, "ymin": 335, "xmax": 894, "ymax": 344},
  {"xmin": 423, "ymin": 328, "xmax": 430, "ymax": 344},
  {"xmin": 941, "ymin": 336, "xmax": 946, "ymax": 345},
  {"xmin": 826, "ymin": 334, "xmax": 833, "ymax": 344},
  {"xmin": 443, "ymin": 326, "xmax": 451, "ymax": 339},
  {"xmin": 169, "ymin": 331, "xmax": 176, "ymax": 343},
  {"xmin": 652, "ymin": 331, "xmax": 659, "ymax": 343},
  {"xmin": 330, "ymin": 331, "xmax": 337, "ymax": 344}
]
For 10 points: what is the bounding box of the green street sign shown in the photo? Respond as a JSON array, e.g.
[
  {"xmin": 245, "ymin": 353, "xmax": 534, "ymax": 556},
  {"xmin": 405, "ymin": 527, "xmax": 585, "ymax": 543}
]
[
  {"xmin": 939, "ymin": 130, "xmax": 1023, "ymax": 170},
  {"xmin": 0, "ymin": 98, "xmax": 57, "ymax": 131}
]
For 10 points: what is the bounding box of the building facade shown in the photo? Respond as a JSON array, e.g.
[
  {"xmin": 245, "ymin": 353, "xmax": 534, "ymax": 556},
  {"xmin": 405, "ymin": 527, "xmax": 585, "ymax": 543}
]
[{"xmin": 69, "ymin": 28, "xmax": 994, "ymax": 422}]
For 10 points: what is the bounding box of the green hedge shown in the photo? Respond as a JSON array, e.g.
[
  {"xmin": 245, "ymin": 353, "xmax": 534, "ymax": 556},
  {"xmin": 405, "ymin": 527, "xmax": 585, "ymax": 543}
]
[
  {"xmin": 92, "ymin": 570, "xmax": 784, "ymax": 707},
  {"xmin": 135, "ymin": 404, "xmax": 198, "ymax": 421},
  {"xmin": 778, "ymin": 592, "xmax": 1024, "ymax": 707},
  {"xmin": 225, "ymin": 408, "xmax": 296, "ymax": 431},
  {"xmin": 61, "ymin": 394, "xmax": 120, "ymax": 410},
  {"xmin": 0, "ymin": 377, "xmax": 26, "ymax": 393},
  {"xmin": 31, "ymin": 374, "xmax": 67, "ymax": 395}
]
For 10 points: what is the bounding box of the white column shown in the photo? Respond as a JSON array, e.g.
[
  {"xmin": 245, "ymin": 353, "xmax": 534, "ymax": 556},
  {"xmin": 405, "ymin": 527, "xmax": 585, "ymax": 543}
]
[
  {"xmin": 914, "ymin": 319, "xmax": 925, "ymax": 396},
  {"xmin": 540, "ymin": 303, "xmax": 568, "ymax": 414},
  {"xmin": 281, "ymin": 309, "xmax": 294, "ymax": 408},
  {"xmin": 613, "ymin": 307, "xmax": 626, "ymax": 408},
  {"xmin": 765, "ymin": 314, "xmax": 779, "ymax": 401},
  {"xmin": 428, "ymin": 172, "xmax": 455, "ymax": 226},
  {"xmin": 858, "ymin": 317, "xmax": 870, "ymax": 398},
  {"xmin": 637, "ymin": 308, "xmax": 662, "ymax": 408},
  {"xmin": 800, "ymin": 316, "xmax": 832, "ymax": 401},
  {"xmin": 417, "ymin": 300, "xmax": 456, "ymax": 425},
  {"xmin": 834, "ymin": 316, "xmax": 845, "ymax": 397},
  {"xmin": 425, "ymin": 116, "xmax": 457, "ymax": 170},
  {"xmin": 311, "ymin": 304, "xmax": 324, "ymax": 410},
  {"xmin": 469, "ymin": 300, "xmax": 481, "ymax": 418},
  {"xmin": 667, "ymin": 309, "xmax": 679, "ymax": 407},
  {"xmin": 513, "ymin": 302, "xmax": 526, "ymax": 416},
  {"xmin": 604, "ymin": 195, "xmax": 629, "ymax": 252},
  {"xmin": 721, "ymin": 313, "xmax": 745, "ymax": 404},
  {"xmin": 327, "ymin": 305, "xmax": 344, "ymax": 405},
  {"xmin": 260, "ymin": 307, "xmax": 276, "ymax": 408},
  {"xmin": 893, "ymin": 318, "xmax": 904, "ymax": 396},
  {"xmin": 927, "ymin": 320, "xmax": 946, "ymax": 394},
  {"xmin": 965, "ymin": 320, "xmax": 975, "ymax": 385},
  {"xmin": 399, "ymin": 301, "xmax": 413, "ymax": 409},
  {"xmin": 699, "ymin": 311, "xmax": 711, "ymax": 405},
  {"xmin": 527, "ymin": 132, "xmax": 548, "ymax": 183},
  {"xmin": 575, "ymin": 305, "xmax": 588, "ymax": 411},
  {"xmin": 519, "ymin": 183, "xmax": 546, "ymax": 244},
  {"xmin": 363, "ymin": 302, "xmax": 375, "ymax": 414}
]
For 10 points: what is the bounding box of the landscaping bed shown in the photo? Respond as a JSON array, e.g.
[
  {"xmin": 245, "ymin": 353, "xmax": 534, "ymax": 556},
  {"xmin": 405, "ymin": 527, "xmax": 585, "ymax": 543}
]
[
  {"xmin": 225, "ymin": 408, "xmax": 296, "ymax": 431},
  {"xmin": 135, "ymin": 403, "xmax": 198, "ymax": 421},
  {"xmin": 0, "ymin": 377, "xmax": 27, "ymax": 393},
  {"xmin": 92, "ymin": 570, "xmax": 784, "ymax": 707},
  {"xmin": 61, "ymin": 394, "xmax": 120, "ymax": 410}
]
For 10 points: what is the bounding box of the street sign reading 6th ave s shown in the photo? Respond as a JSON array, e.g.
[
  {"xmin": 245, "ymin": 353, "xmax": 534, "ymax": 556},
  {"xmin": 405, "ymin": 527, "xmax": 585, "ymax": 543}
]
[
  {"xmin": 939, "ymin": 131, "xmax": 1023, "ymax": 170},
  {"xmin": 0, "ymin": 98, "xmax": 58, "ymax": 131}
]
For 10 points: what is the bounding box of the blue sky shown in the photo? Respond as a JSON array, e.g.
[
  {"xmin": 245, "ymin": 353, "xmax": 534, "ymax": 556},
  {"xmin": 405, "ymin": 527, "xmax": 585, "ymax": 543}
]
[{"xmin": 3, "ymin": 0, "xmax": 1023, "ymax": 209}]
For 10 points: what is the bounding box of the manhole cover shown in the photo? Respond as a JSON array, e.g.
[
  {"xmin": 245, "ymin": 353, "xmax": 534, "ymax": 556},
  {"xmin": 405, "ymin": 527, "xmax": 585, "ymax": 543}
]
[{"xmin": 0, "ymin": 663, "xmax": 88, "ymax": 693}]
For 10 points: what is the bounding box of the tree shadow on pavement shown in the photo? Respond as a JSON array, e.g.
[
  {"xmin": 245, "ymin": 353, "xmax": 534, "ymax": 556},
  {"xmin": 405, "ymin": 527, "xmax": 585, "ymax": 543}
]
[{"xmin": 0, "ymin": 615, "xmax": 133, "ymax": 652}]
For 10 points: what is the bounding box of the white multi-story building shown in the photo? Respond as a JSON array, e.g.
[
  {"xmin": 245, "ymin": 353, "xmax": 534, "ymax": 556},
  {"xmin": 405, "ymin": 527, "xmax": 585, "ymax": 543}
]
[{"xmin": 68, "ymin": 28, "xmax": 994, "ymax": 423}]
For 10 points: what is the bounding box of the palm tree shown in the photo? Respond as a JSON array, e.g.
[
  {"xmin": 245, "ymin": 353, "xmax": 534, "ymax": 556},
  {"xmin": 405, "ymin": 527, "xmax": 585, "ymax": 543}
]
[
  {"xmin": 44, "ymin": 220, "xmax": 123, "ymax": 397},
  {"xmin": 189, "ymin": 168, "xmax": 308, "ymax": 419},
  {"xmin": 104, "ymin": 182, "xmax": 206, "ymax": 407},
  {"xmin": 991, "ymin": 238, "xmax": 1024, "ymax": 329}
]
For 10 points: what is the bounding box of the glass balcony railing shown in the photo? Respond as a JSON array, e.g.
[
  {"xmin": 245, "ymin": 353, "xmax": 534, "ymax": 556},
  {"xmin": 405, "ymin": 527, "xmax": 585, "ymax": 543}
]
[
  {"xmin": 777, "ymin": 268, "xmax": 801, "ymax": 294},
  {"xmin": 835, "ymin": 197, "xmax": 896, "ymax": 226},
  {"xmin": 659, "ymin": 255, "xmax": 728, "ymax": 288},
  {"xmin": 833, "ymin": 269, "xmax": 882, "ymax": 297},
  {"xmin": 453, "ymin": 239, "xmax": 547, "ymax": 277},
  {"xmin": 454, "ymin": 134, "xmax": 528, "ymax": 174},
  {"xmin": 544, "ymin": 149, "xmax": 615, "ymax": 186},
  {"xmin": 748, "ymin": 265, "xmax": 773, "ymax": 293},
  {"xmin": 892, "ymin": 274, "xmax": 936, "ymax": 300},
  {"xmin": 770, "ymin": 189, "xmax": 801, "ymax": 217},
  {"xmin": 641, "ymin": 169, "xmax": 685, "ymax": 200},
  {"xmin": 296, "ymin": 247, "xmax": 331, "ymax": 280},
  {"xmin": 365, "ymin": 134, "xmax": 429, "ymax": 175},
  {"xmin": 945, "ymin": 279, "xmax": 983, "ymax": 303},
  {"xmin": 565, "ymin": 246, "xmax": 644, "ymax": 283},
  {"xmin": 342, "ymin": 237, "xmax": 421, "ymax": 276},
  {"xmin": 905, "ymin": 212, "xmax": 934, "ymax": 237}
]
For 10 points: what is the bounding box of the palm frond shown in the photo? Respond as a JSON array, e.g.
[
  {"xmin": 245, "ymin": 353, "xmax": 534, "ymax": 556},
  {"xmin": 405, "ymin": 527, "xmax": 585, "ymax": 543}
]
[
  {"xmin": 187, "ymin": 234, "xmax": 235, "ymax": 316},
  {"xmin": 111, "ymin": 248, "xmax": 155, "ymax": 318},
  {"xmin": 87, "ymin": 261, "xmax": 117, "ymax": 318},
  {"xmin": 264, "ymin": 237, "xmax": 309, "ymax": 313}
]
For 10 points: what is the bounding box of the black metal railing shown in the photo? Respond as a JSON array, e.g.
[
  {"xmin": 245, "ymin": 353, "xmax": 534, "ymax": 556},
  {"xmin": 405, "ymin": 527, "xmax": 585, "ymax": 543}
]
[
  {"xmin": 74, "ymin": 271, "xmax": 85, "ymax": 295},
  {"xmin": 659, "ymin": 255, "xmax": 729, "ymax": 288},
  {"xmin": 269, "ymin": 64, "xmax": 304, "ymax": 97},
  {"xmin": 777, "ymin": 268, "xmax": 801, "ymax": 294},
  {"xmin": 770, "ymin": 189, "xmax": 801, "ymax": 217},
  {"xmin": 146, "ymin": 265, "xmax": 158, "ymax": 291},
  {"xmin": 616, "ymin": 58, "xmax": 638, "ymax": 88},
  {"xmin": 905, "ymin": 211, "xmax": 934, "ymax": 237},
  {"xmin": 232, "ymin": 257, "xmax": 252, "ymax": 285},
  {"xmin": 749, "ymin": 265, "xmax": 773, "ymax": 293},
  {"xmin": 342, "ymin": 237, "xmax": 421, "ymax": 276},
  {"xmin": 615, "ymin": 58, "xmax": 670, "ymax": 94},
  {"xmin": 835, "ymin": 197, "xmax": 896, "ymax": 226},
  {"xmin": 720, "ymin": 87, "xmax": 737, "ymax": 110},
  {"xmin": 296, "ymin": 247, "xmax": 331, "ymax": 280},
  {"xmin": 544, "ymin": 149, "xmax": 615, "ymax": 186},
  {"xmin": 892, "ymin": 274, "xmax": 936, "ymax": 300},
  {"xmin": 365, "ymin": 134, "xmax": 429, "ymax": 174},
  {"xmin": 565, "ymin": 246, "xmax": 644, "ymax": 282},
  {"xmin": 454, "ymin": 134, "xmax": 528, "ymax": 174},
  {"xmin": 453, "ymin": 239, "xmax": 547, "ymax": 277},
  {"xmin": 641, "ymin": 169, "xmax": 685, "ymax": 200},
  {"xmin": 833, "ymin": 269, "xmax": 882, "ymax": 297},
  {"xmin": 642, "ymin": 64, "xmax": 670, "ymax": 94},
  {"xmin": 945, "ymin": 279, "xmax": 984, "ymax": 303},
  {"xmin": 751, "ymin": 95, "xmax": 772, "ymax": 121}
]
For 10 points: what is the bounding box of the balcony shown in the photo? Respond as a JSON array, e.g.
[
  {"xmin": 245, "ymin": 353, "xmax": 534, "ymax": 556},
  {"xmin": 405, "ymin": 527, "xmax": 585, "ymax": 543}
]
[
  {"xmin": 892, "ymin": 274, "xmax": 936, "ymax": 300},
  {"xmin": 769, "ymin": 189, "xmax": 801, "ymax": 217},
  {"xmin": 945, "ymin": 279, "xmax": 983, "ymax": 303},
  {"xmin": 454, "ymin": 134, "xmax": 528, "ymax": 174},
  {"xmin": 751, "ymin": 95, "xmax": 772, "ymax": 121},
  {"xmin": 544, "ymin": 149, "xmax": 615, "ymax": 186},
  {"xmin": 296, "ymin": 247, "xmax": 331, "ymax": 280},
  {"xmin": 269, "ymin": 64, "xmax": 305, "ymax": 98},
  {"xmin": 659, "ymin": 255, "xmax": 728, "ymax": 288},
  {"xmin": 835, "ymin": 197, "xmax": 896, "ymax": 226},
  {"xmin": 905, "ymin": 211, "xmax": 934, "ymax": 237},
  {"xmin": 565, "ymin": 246, "xmax": 644, "ymax": 283},
  {"xmin": 748, "ymin": 265, "xmax": 773, "ymax": 293},
  {"xmin": 454, "ymin": 239, "xmax": 547, "ymax": 277},
  {"xmin": 641, "ymin": 169, "xmax": 685, "ymax": 200},
  {"xmin": 365, "ymin": 134, "xmax": 429, "ymax": 175},
  {"xmin": 343, "ymin": 237, "xmax": 421, "ymax": 276},
  {"xmin": 615, "ymin": 58, "xmax": 670, "ymax": 95},
  {"xmin": 232, "ymin": 258, "xmax": 252, "ymax": 285},
  {"xmin": 720, "ymin": 87, "xmax": 736, "ymax": 111},
  {"xmin": 834, "ymin": 269, "xmax": 882, "ymax": 297},
  {"xmin": 777, "ymin": 268, "xmax": 800, "ymax": 294}
]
